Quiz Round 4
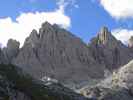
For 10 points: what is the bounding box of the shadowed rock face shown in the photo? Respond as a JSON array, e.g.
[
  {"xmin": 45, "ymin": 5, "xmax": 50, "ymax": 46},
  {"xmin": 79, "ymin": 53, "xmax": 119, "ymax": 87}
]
[
  {"xmin": 4, "ymin": 23, "xmax": 132, "ymax": 88},
  {"xmin": 128, "ymin": 36, "xmax": 133, "ymax": 48},
  {"xmin": 0, "ymin": 49, "xmax": 6, "ymax": 64},
  {"xmin": 89, "ymin": 27, "xmax": 133, "ymax": 71},
  {"xmin": 12, "ymin": 22, "xmax": 105, "ymax": 86},
  {"xmin": 0, "ymin": 64, "xmax": 89, "ymax": 100},
  {"xmin": 2, "ymin": 39, "xmax": 20, "ymax": 64}
]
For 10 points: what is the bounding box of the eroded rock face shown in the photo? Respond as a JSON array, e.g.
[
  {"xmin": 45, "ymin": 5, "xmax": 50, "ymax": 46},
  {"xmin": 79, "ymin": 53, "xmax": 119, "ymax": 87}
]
[
  {"xmin": 89, "ymin": 27, "xmax": 133, "ymax": 71},
  {"xmin": 111, "ymin": 60, "xmax": 133, "ymax": 89},
  {"xmin": 24, "ymin": 29, "xmax": 40, "ymax": 48},
  {"xmin": 13, "ymin": 22, "xmax": 104, "ymax": 87},
  {"xmin": 0, "ymin": 23, "xmax": 133, "ymax": 99},
  {"xmin": 1, "ymin": 39, "xmax": 20, "ymax": 64},
  {"xmin": 128, "ymin": 36, "xmax": 133, "ymax": 48},
  {"xmin": 11, "ymin": 23, "xmax": 133, "ymax": 88},
  {"xmin": 80, "ymin": 60, "xmax": 133, "ymax": 100},
  {"xmin": 98, "ymin": 26, "xmax": 111, "ymax": 45},
  {"xmin": 0, "ymin": 49, "xmax": 6, "ymax": 64}
]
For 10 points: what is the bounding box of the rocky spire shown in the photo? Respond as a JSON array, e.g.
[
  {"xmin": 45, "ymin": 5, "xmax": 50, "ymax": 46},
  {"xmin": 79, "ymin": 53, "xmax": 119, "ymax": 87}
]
[
  {"xmin": 89, "ymin": 26, "xmax": 133, "ymax": 72},
  {"xmin": 41, "ymin": 21, "xmax": 52, "ymax": 28},
  {"xmin": 30, "ymin": 29, "xmax": 39, "ymax": 39},
  {"xmin": 7, "ymin": 39, "xmax": 20, "ymax": 50},
  {"xmin": 128, "ymin": 36, "xmax": 133, "ymax": 48},
  {"xmin": 39, "ymin": 21, "xmax": 54, "ymax": 39},
  {"xmin": 24, "ymin": 29, "xmax": 39, "ymax": 47},
  {"xmin": 98, "ymin": 26, "xmax": 111, "ymax": 44},
  {"xmin": 3, "ymin": 39, "xmax": 20, "ymax": 63}
]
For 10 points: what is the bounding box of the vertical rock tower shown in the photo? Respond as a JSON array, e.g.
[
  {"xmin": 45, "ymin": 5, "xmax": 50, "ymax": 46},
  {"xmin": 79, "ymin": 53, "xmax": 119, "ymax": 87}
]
[
  {"xmin": 128, "ymin": 36, "xmax": 133, "ymax": 48},
  {"xmin": 98, "ymin": 26, "xmax": 110, "ymax": 44}
]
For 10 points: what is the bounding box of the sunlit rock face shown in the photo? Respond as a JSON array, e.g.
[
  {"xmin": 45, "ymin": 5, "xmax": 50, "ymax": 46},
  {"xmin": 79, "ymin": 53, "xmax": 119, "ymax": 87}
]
[
  {"xmin": 112, "ymin": 60, "xmax": 133, "ymax": 89},
  {"xmin": 98, "ymin": 26, "xmax": 111, "ymax": 45},
  {"xmin": 79, "ymin": 60, "xmax": 133, "ymax": 100}
]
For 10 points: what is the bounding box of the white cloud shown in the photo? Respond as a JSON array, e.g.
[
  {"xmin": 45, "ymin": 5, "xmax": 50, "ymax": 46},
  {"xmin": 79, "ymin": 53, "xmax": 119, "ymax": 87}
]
[
  {"xmin": 100, "ymin": 0, "xmax": 133, "ymax": 19},
  {"xmin": 0, "ymin": 7, "xmax": 71, "ymax": 47},
  {"xmin": 112, "ymin": 28, "xmax": 133, "ymax": 44},
  {"xmin": 56, "ymin": 0, "xmax": 78, "ymax": 10}
]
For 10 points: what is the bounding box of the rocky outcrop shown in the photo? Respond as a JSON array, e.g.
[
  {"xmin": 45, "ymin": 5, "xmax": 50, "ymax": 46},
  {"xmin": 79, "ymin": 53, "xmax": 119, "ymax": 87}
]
[
  {"xmin": 3, "ymin": 39, "xmax": 20, "ymax": 63},
  {"xmin": 81, "ymin": 86, "xmax": 133, "ymax": 100},
  {"xmin": 111, "ymin": 60, "xmax": 133, "ymax": 90},
  {"xmin": 13, "ymin": 22, "xmax": 105, "ymax": 87},
  {"xmin": 24, "ymin": 29, "xmax": 40, "ymax": 48},
  {"xmin": 0, "ymin": 48, "xmax": 6, "ymax": 64},
  {"xmin": 80, "ymin": 60, "xmax": 133, "ymax": 100},
  {"xmin": 128, "ymin": 36, "xmax": 133, "ymax": 51},
  {"xmin": 89, "ymin": 27, "xmax": 133, "ymax": 71},
  {"xmin": 98, "ymin": 26, "xmax": 111, "ymax": 45}
]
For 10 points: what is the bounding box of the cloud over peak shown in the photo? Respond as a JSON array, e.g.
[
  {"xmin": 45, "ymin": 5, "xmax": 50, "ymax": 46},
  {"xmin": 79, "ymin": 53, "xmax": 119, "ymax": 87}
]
[
  {"xmin": 0, "ymin": 7, "xmax": 71, "ymax": 47},
  {"xmin": 100, "ymin": 0, "xmax": 133, "ymax": 19},
  {"xmin": 0, "ymin": 0, "xmax": 80, "ymax": 47},
  {"xmin": 112, "ymin": 28, "xmax": 133, "ymax": 45},
  {"xmin": 100, "ymin": 0, "xmax": 133, "ymax": 45}
]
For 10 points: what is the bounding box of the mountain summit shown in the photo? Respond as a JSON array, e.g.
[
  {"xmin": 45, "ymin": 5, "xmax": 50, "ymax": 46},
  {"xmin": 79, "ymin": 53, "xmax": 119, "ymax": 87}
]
[
  {"xmin": 9, "ymin": 23, "xmax": 133, "ymax": 87},
  {"xmin": 0, "ymin": 22, "xmax": 133, "ymax": 99},
  {"xmin": 12, "ymin": 22, "xmax": 105, "ymax": 87},
  {"xmin": 98, "ymin": 26, "xmax": 111, "ymax": 44},
  {"xmin": 0, "ymin": 22, "xmax": 132, "ymax": 89},
  {"xmin": 89, "ymin": 27, "xmax": 133, "ymax": 71}
]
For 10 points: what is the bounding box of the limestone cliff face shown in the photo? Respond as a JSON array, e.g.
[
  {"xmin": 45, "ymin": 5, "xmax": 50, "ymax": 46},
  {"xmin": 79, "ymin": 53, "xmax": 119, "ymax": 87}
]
[
  {"xmin": 1, "ymin": 22, "xmax": 133, "ymax": 100},
  {"xmin": 12, "ymin": 22, "xmax": 104, "ymax": 86},
  {"xmin": 79, "ymin": 60, "xmax": 133, "ymax": 100},
  {"xmin": 111, "ymin": 60, "xmax": 133, "ymax": 89},
  {"xmin": 128, "ymin": 36, "xmax": 133, "ymax": 48},
  {"xmin": 9, "ymin": 24, "xmax": 133, "ymax": 86},
  {"xmin": 0, "ymin": 23, "xmax": 133, "ymax": 88},
  {"xmin": 1, "ymin": 39, "xmax": 20, "ymax": 64},
  {"xmin": 98, "ymin": 26, "xmax": 111, "ymax": 45},
  {"xmin": 0, "ymin": 22, "xmax": 133, "ymax": 100},
  {"xmin": 89, "ymin": 27, "xmax": 133, "ymax": 71}
]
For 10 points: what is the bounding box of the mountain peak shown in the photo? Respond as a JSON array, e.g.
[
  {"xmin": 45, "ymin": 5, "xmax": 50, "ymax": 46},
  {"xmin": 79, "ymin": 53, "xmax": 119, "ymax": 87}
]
[
  {"xmin": 39, "ymin": 21, "xmax": 54, "ymax": 39},
  {"xmin": 3, "ymin": 39, "xmax": 20, "ymax": 63},
  {"xmin": 100, "ymin": 26, "xmax": 109, "ymax": 35},
  {"xmin": 41, "ymin": 21, "xmax": 52, "ymax": 29},
  {"xmin": 98, "ymin": 26, "xmax": 112, "ymax": 44},
  {"xmin": 128, "ymin": 36, "xmax": 133, "ymax": 48},
  {"xmin": 30, "ymin": 29, "xmax": 38, "ymax": 39}
]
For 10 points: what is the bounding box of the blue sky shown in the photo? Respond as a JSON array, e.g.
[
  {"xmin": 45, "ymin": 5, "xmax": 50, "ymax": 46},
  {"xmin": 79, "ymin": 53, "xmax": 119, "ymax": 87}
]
[{"xmin": 0, "ymin": 0, "xmax": 133, "ymax": 46}]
